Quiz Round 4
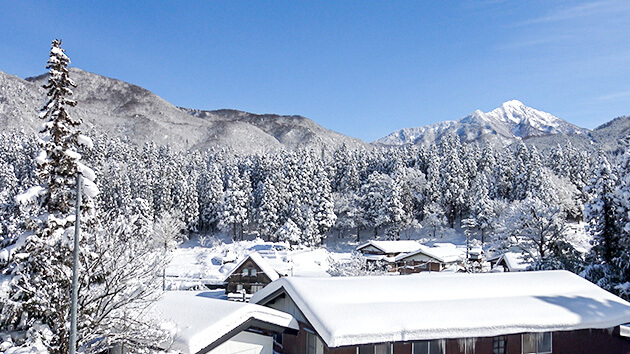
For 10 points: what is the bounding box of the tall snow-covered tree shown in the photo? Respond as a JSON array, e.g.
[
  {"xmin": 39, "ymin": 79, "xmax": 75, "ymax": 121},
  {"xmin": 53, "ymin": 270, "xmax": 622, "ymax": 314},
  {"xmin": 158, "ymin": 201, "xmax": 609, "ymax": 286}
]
[
  {"xmin": 0, "ymin": 39, "xmax": 99, "ymax": 353},
  {"xmin": 197, "ymin": 163, "xmax": 223, "ymax": 232},
  {"xmin": 255, "ymin": 174, "xmax": 284, "ymax": 241},
  {"xmin": 438, "ymin": 135, "xmax": 467, "ymax": 227},
  {"xmin": 584, "ymin": 154, "xmax": 619, "ymax": 265},
  {"xmin": 469, "ymin": 173, "xmax": 494, "ymax": 243},
  {"xmin": 311, "ymin": 163, "xmax": 336, "ymax": 239},
  {"xmin": 219, "ymin": 164, "xmax": 249, "ymax": 240}
]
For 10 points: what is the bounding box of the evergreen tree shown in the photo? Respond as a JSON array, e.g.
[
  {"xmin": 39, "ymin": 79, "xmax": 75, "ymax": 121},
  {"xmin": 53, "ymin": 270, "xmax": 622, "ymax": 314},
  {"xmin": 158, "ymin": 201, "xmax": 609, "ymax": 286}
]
[
  {"xmin": 584, "ymin": 154, "xmax": 619, "ymax": 265},
  {"xmin": 219, "ymin": 164, "xmax": 249, "ymax": 240},
  {"xmin": 1, "ymin": 40, "xmax": 98, "ymax": 353}
]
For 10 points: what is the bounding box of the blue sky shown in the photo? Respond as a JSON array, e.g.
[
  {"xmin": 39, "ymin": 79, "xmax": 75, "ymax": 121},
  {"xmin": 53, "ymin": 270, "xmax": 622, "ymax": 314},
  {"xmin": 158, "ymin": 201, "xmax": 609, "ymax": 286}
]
[{"xmin": 1, "ymin": 1, "xmax": 629, "ymax": 142}]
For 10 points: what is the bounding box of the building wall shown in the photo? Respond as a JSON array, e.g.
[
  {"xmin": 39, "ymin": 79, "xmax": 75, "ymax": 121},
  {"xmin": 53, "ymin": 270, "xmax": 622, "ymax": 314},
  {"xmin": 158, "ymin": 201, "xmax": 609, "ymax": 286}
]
[
  {"xmin": 210, "ymin": 331, "xmax": 273, "ymax": 354},
  {"xmin": 226, "ymin": 259, "xmax": 273, "ymax": 294},
  {"xmin": 396, "ymin": 260, "xmax": 442, "ymax": 274},
  {"xmin": 279, "ymin": 329, "xmax": 630, "ymax": 354}
]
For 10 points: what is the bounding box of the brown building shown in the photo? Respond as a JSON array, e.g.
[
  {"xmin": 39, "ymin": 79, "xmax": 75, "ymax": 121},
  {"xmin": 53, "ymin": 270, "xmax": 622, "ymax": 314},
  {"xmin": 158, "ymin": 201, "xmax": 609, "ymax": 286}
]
[
  {"xmin": 251, "ymin": 271, "xmax": 630, "ymax": 354},
  {"xmin": 394, "ymin": 243, "xmax": 464, "ymax": 274},
  {"xmin": 224, "ymin": 252, "xmax": 283, "ymax": 297}
]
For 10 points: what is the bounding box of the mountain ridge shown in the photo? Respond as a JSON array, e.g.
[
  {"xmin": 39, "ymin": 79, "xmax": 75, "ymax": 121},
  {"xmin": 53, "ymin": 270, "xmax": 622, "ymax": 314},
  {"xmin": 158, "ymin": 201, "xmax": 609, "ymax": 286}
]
[
  {"xmin": 2, "ymin": 67, "xmax": 628, "ymax": 154},
  {"xmin": 374, "ymin": 100, "xmax": 589, "ymax": 147},
  {"xmin": 0, "ymin": 68, "xmax": 369, "ymax": 154}
]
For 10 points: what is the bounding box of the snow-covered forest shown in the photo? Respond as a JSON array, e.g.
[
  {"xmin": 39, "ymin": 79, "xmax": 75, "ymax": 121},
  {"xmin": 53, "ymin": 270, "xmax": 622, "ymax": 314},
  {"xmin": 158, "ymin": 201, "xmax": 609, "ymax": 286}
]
[
  {"xmin": 1, "ymin": 40, "xmax": 630, "ymax": 353},
  {"xmin": 2, "ymin": 125, "xmax": 630, "ymax": 292}
]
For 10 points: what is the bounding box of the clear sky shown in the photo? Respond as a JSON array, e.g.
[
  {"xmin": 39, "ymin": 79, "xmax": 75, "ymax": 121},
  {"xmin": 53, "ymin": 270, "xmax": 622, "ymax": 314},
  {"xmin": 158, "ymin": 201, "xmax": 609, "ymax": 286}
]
[{"xmin": 1, "ymin": 1, "xmax": 629, "ymax": 142}]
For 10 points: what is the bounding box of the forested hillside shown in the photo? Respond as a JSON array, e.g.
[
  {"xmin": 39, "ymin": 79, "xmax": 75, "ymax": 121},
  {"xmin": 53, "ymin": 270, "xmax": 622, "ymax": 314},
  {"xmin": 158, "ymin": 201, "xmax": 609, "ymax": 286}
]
[{"xmin": 2, "ymin": 128, "xmax": 629, "ymax": 299}]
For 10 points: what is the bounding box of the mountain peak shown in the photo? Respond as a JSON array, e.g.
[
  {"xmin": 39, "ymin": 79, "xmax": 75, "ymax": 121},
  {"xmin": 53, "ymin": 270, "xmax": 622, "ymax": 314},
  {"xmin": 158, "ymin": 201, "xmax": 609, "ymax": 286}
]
[
  {"xmin": 374, "ymin": 100, "xmax": 588, "ymax": 146},
  {"xmin": 501, "ymin": 99, "xmax": 525, "ymax": 108}
]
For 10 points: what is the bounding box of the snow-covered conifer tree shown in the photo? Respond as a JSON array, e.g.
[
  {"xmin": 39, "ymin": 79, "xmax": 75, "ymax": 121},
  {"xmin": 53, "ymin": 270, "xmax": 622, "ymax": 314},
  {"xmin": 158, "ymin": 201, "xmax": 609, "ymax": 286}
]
[
  {"xmin": 219, "ymin": 164, "xmax": 249, "ymax": 240},
  {"xmin": 422, "ymin": 202, "xmax": 447, "ymax": 238},
  {"xmin": 584, "ymin": 154, "xmax": 619, "ymax": 265},
  {"xmin": 311, "ymin": 163, "xmax": 336, "ymax": 239},
  {"xmin": 275, "ymin": 218, "xmax": 301, "ymax": 249},
  {"xmin": 1, "ymin": 39, "xmax": 99, "ymax": 353},
  {"xmin": 197, "ymin": 163, "xmax": 223, "ymax": 231}
]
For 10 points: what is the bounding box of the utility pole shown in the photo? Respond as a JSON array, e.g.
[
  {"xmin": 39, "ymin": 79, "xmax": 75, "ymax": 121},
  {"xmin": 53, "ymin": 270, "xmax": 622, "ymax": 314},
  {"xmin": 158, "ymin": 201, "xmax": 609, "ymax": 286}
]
[{"xmin": 70, "ymin": 172, "xmax": 82, "ymax": 354}]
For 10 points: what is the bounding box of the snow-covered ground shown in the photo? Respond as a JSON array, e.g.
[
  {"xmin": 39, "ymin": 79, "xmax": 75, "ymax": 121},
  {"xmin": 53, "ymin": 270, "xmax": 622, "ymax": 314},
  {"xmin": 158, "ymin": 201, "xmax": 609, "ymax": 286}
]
[
  {"xmin": 165, "ymin": 235, "xmax": 346, "ymax": 290},
  {"xmin": 165, "ymin": 222, "xmax": 592, "ymax": 290}
]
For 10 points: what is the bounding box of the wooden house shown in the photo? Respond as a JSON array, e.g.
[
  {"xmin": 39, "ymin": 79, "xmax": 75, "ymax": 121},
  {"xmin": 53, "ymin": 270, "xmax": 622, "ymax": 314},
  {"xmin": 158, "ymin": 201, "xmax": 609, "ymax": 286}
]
[
  {"xmin": 356, "ymin": 240, "xmax": 422, "ymax": 257},
  {"xmin": 251, "ymin": 271, "xmax": 630, "ymax": 354},
  {"xmin": 224, "ymin": 252, "xmax": 284, "ymax": 297},
  {"xmin": 394, "ymin": 243, "xmax": 464, "ymax": 274}
]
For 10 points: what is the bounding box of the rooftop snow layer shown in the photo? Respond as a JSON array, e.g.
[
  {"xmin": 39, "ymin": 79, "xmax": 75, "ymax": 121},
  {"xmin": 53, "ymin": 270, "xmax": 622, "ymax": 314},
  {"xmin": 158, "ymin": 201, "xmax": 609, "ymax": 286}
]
[
  {"xmin": 225, "ymin": 252, "xmax": 281, "ymax": 281},
  {"xmin": 151, "ymin": 291, "xmax": 298, "ymax": 353},
  {"xmin": 497, "ymin": 252, "xmax": 531, "ymax": 272},
  {"xmin": 251, "ymin": 270, "xmax": 630, "ymax": 348},
  {"xmin": 356, "ymin": 240, "xmax": 421, "ymax": 254},
  {"xmin": 395, "ymin": 244, "xmax": 465, "ymax": 263}
]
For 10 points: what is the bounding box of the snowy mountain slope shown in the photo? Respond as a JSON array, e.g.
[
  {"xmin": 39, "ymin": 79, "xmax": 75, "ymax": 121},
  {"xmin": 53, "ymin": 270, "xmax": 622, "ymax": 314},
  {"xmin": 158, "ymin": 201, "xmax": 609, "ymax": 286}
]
[
  {"xmin": 183, "ymin": 108, "xmax": 369, "ymax": 152},
  {"xmin": 374, "ymin": 100, "xmax": 589, "ymax": 147},
  {"xmin": 590, "ymin": 116, "xmax": 630, "ymax": 153},
  {"xmin": 0, "ymin": 68, "xmax": 368, "ymax": 154}
]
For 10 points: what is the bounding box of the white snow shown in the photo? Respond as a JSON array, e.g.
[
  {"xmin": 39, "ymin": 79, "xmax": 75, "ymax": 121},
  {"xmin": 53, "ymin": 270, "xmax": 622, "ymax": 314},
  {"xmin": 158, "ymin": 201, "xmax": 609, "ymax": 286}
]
[
  {"xmin": 496, "ymin": 252, "xmax": 530, "ymax": 272},
  {"xmin": 76, "ymin": 162, "xmax": 96, "ymax": 182},
  {"xmin": 166, "ymin": 238, "xmax": 331, "ymax": 288},
  {"xmin": 64, "ymin": 149, "xmax": 81, "ymax": 160},
  {"xmin": 225, "ymin": 252, "xmax": 280, "ymax": 282},
  {"xmin": 150, "ymin": 291, "xmax": 298, "ymax": 353},
  {"xmin": 14, "ymin": 186, "xmax": 45, "ymax": 205},
  {"xmin": 251, "ymin": 270, "xmax": 630, "ymax": 348},
  {"xmin": 81, "ymin": 178, "xmax": 99, "ymax": 198},
  {"xmin": 356, "ymin": 240, "xmax": 421, "ymax": 254},
  {"xmin": 34, "ymin": 151, "xmax": 47, "ymax": 166},
  {"xmin": 77, "ymin": 134, "xmax": 94, "ymax": 149},
  {"xmin": 395, "ymin": 243, "xmax": 464, "ymax": 263}
]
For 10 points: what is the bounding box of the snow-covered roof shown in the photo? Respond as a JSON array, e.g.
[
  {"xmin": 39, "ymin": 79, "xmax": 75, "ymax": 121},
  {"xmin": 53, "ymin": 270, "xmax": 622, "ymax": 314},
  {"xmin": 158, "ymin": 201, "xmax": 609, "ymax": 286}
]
[
  {"xmin": 356, "ymin": 240, "xmax": 421, "ymax": 254},
  {"xmin": 497, "ymin": 252, "xmax": 531, "ymax": 272},
  {"xmin": 395, "ymin": 244, "xmax": 464, "ymax": 263},
  {"xmin": 251, "ymin": 270, "xmax": 630, "ymax": 348},
  {"xmin": 151, "ymin": 291, "xmax": 298, "ymax": 353},
  {"xmin": 224, "ymin": 252, "xmax": 280, "ymax": 281}
]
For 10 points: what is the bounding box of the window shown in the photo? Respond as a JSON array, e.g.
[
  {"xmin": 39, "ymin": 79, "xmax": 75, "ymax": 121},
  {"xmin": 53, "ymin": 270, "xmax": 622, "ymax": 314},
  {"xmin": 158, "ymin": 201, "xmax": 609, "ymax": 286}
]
[
  {"xmin": 242, "ymin": 268, "xmax": 249, "ymax": 276},
  {"xmin": 306, "ymin": 331, "xmax": 324, "ymax": 354},
  {"xmin": 374, "ymin": 343, "xmax": 392, "ymax": 354},
  {"xmin": 251, "ymin": 268, "xmax": 257, "ymax": 277},
  {"xmin": 251, "ymin": 284, "xmax": 264, "ymax": 293},
  {"xmin": 522, "ymin": 332, "xmax": 552, "ymax": 354},
  {"xmin": 357, "ymin": 344, "xmax": 391, "ymax": 354},
  {"xmin": 236, "ymin": 284, "xmax": 243, "ymax": 292},
  {"xmin": 412, "ymin": 340, "xmax": 443, "ymax": 354},
  {"xmin": 493, "ymin": 336, "xmax": 506, "ymax": 354},
  {"xmin": 273, "ymin": 333, "xmax": 283, "ymax": 346}
]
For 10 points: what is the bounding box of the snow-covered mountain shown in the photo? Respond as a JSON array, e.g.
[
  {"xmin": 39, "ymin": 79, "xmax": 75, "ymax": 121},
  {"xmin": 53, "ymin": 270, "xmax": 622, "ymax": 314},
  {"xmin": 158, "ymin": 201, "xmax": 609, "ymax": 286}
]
[
  {"xmin": 0, "ymin": 68, "xmax": 369, "ymax": 154},
  {"xmin": 374, "ymin": 100, "xmax": 588, "ymax": 147}
]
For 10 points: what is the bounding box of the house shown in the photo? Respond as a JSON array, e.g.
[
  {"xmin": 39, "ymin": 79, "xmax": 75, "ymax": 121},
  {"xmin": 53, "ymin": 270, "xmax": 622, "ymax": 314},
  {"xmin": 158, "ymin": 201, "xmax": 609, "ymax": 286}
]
[
  {"xmin": 224, "ymin": 252, "xmax": 286, "ymax": 298},
  {"xmin": 356, "ymin": 240, "xmax": 422, "ymax": 264},
  {"xmin": 251, "ymin": 270, "xmax": 630, "ymax": 354},
  {"xmin": 494, "ymin": 252, "xmax": 531, "ymax": 272},
  {"xmin": 150, "ymin": 291, "xmax": 298, "ymax": 354},
  {"xmin": 394, "ymin": 243, "xmax": 465, "ymax": 273}
]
